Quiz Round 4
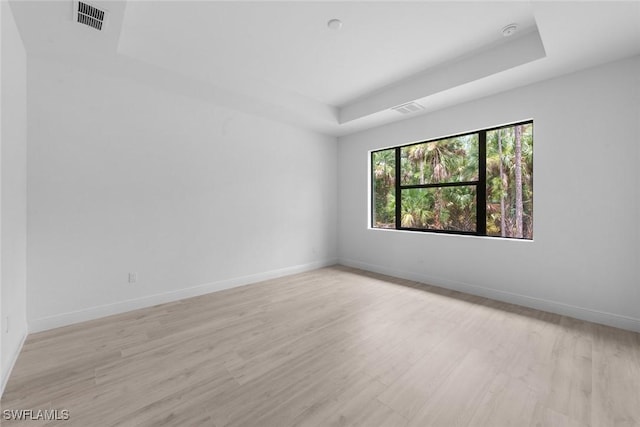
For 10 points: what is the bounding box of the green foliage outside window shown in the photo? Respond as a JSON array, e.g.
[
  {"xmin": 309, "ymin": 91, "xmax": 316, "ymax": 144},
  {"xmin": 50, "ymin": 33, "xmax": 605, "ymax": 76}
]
[
  {"xmin": 486, "ymin": 124, "xmax": 533, "ymax": 238},
  {"xmin": 372, "ymin": 122, "xmax": 533, "ymax": 239},
  {"xmin": 372, "ymin": 149, "xmax": 396, "ymax": 228}
]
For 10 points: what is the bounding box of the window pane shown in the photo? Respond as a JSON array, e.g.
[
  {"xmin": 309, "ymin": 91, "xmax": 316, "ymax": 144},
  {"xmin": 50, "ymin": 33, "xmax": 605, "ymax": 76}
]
[
  {"xmin": 400, "ymin": 134, "xmax": 479, "ymax": 185},
  {"xmin": 486, "ymin": 123, "xmax": 533, "ymax": 239},
  {"xmin": 372, "ymin": 149, "xmax": 396, "ymax": 228},
  {"xmin": 401, "ymin": 186, "xmax": 476, "ymax": 232}
]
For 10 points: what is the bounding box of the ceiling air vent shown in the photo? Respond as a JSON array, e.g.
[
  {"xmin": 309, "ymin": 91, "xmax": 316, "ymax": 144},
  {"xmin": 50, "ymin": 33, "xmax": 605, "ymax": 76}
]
[
  {"xmin": 73, "ymin": 1, "xmax": 108, "ymax": 31},
  {"xmin": 391, "ymin": 102, "xmax": 425, "ymax": 115}
]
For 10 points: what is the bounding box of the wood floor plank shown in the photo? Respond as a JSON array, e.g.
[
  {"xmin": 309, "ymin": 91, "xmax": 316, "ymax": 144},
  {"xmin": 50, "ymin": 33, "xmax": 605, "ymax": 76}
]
[
  {"xmin": 2, "ymin": 266, "xmax": 639, "ymax": 427},
  {"xmin": 529, "ymin": 403, "xmax": 589, "ymax": 427},
  {"xmin": 405, "ymin": 348, "xmax": 502, "ymax": 427},
  {"xmin": 591, "ymin": 324, "xmax": 640, "ymax": 427},
  {"xmin": 346, "ymin": 399, "xmax": 409, "ymax": 427},
  {"xmin": 466, "ymin": 372, "xmax": 538, "ymax": 427},
  {"xmin": 543, "ymin": 317, "xmax": 593, "ymax": 425}
]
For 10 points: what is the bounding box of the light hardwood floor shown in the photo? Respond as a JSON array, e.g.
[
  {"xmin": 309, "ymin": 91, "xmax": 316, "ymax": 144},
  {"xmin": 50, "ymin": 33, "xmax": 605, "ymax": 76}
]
[{"xmin": 2, "ymin": 266, "xmax": 639, "ymax": 426}]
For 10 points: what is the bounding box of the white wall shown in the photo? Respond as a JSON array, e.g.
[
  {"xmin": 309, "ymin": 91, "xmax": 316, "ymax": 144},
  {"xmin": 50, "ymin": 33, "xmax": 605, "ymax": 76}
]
[
  {"xmin": 1, "ymin": 0, "xmax": 28, "ymax": 394},
  {"xmin": 338, "ymin": 56, "xmax": 640, "ymax": 332},
  {"xmin": 27, "ymin": 57, "xmax": 337, "ymax": 331}
]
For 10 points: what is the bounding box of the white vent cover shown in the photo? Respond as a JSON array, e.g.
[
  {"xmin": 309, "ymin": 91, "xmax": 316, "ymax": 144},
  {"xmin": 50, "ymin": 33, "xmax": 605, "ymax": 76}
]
[
  {"xmin": 73, "ymin": 1, "xmax": 108, "ymax": 31},
  {"xmin": 391, "ymin": 102, "xmax": 425, "ymax": 115}
]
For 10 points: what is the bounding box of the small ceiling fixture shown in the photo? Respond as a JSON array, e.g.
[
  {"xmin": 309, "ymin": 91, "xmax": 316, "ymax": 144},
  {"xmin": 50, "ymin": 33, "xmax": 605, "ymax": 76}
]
[
  {"xmin": 392, "ymin": 102, "xmax": 425, "ymax": 115},
  {"xmin": 501, "ymin": 23, "xmax": 518, "ymax": 37},
  {"xmin": 327, "ymin": 19, "xmax": 343, "ymax": 30}
]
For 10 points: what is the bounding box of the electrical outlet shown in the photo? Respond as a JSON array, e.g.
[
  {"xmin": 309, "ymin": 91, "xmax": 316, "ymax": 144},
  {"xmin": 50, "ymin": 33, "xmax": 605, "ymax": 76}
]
[{"xmin": 128, "ymin": 273, "xmax": 137, "ymax": 283}]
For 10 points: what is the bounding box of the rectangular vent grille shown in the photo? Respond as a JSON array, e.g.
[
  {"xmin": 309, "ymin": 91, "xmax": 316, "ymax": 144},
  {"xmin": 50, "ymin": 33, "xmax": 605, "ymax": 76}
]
[
  {"xmin": 391, "ymin": 102, "xmax": 425, "ymax": 115},
  {"xmin": 75, "ymin": 1, "xmax": 106, "ymax": 31}
]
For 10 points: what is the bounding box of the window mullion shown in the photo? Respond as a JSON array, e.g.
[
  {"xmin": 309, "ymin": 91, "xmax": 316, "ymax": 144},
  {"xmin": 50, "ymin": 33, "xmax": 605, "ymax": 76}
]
[
  {"xmin": 477, "ymin": 131, "xmax": 487, "ymax": 235},
  {"xmin": 400, "ymin": 181, "xmax": 479, "ymax": 190},
  {"xmin": 395, "ymin": 147, "xmax": 401, "ymax": 229}
]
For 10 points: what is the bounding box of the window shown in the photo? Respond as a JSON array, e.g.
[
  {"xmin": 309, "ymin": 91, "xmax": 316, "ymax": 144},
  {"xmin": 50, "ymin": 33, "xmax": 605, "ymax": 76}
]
[{"xmin": 372, "ymin": 121, "xmax": 533, "ymax": 239}]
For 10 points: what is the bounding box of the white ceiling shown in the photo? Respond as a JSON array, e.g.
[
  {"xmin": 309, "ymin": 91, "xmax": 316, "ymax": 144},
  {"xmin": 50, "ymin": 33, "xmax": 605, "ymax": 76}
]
[
  {"xmin": 8, "ymin": 1, "xmax": 640, "ymax": 136},
  {"xmin": 118, "ymin": 1, "xmax": 537, "ymax": 107}
]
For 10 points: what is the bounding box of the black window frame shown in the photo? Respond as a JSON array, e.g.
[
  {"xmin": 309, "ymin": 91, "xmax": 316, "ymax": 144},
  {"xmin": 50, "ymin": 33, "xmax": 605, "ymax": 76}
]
[{"xmin": 371, "ymin": 120, "xmax": 533, "ymax": 239}]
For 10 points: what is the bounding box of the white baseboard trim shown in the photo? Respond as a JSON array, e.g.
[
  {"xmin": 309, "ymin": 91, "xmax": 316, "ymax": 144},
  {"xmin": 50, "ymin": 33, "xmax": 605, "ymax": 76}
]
[
  {"xmin": 1, "ymin": 327, "xmax": 28, "ymax": 399},
  {"xmin": 29, "ymin": 259, "xmax": 338, "ymax": 333},
  {"xmin": 339, "ymin": 258, "xmax": 640, "ymax": 333}
]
